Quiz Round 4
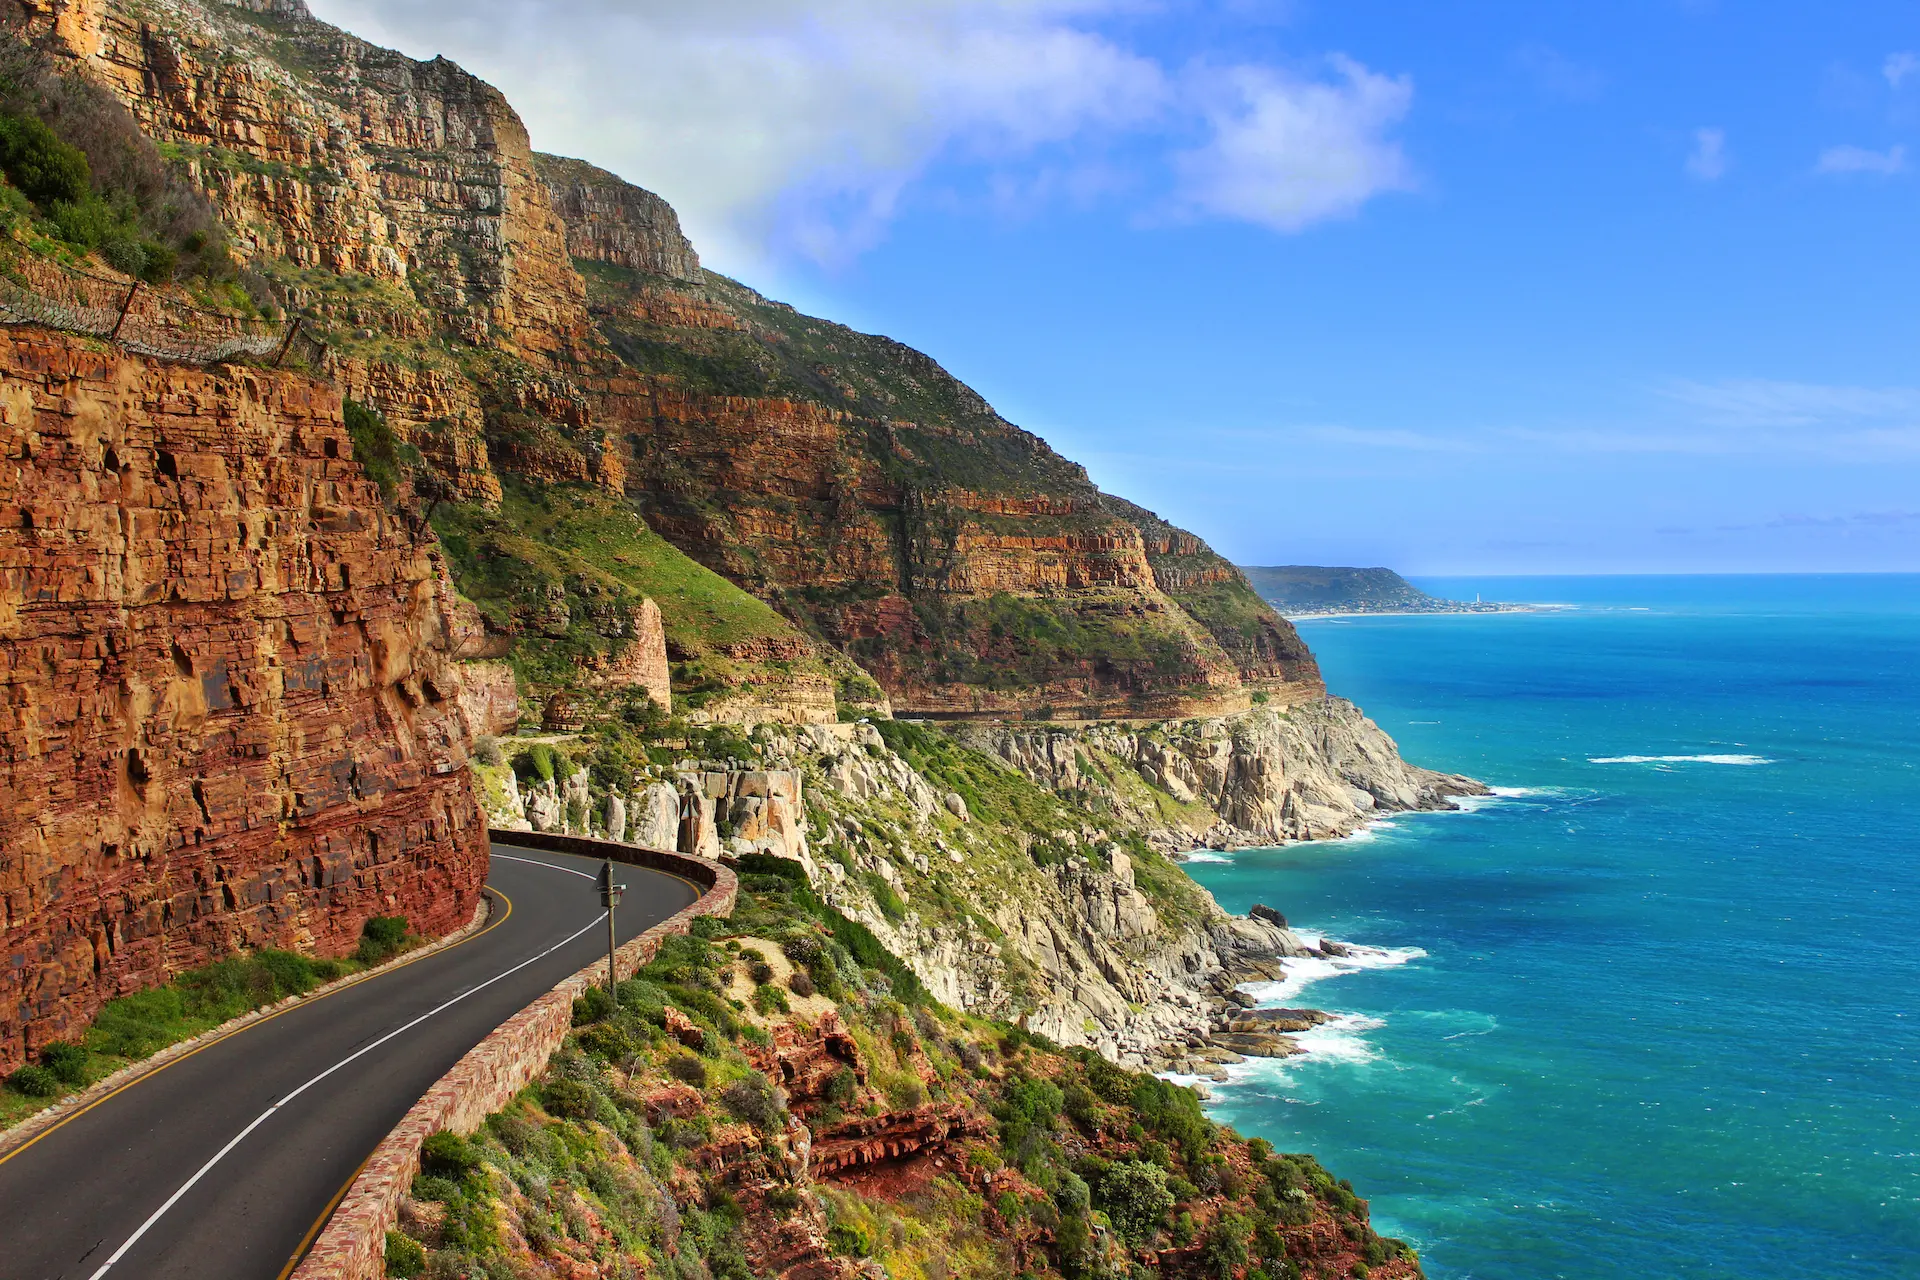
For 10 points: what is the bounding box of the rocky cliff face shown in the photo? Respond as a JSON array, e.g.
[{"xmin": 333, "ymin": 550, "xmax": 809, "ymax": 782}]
[
  {"xmin": 470, "ymin": 704, "xmax": 1477, "ymax": 1074},
  {"xmin": 536, "ymin": 153, "xmax": 702, "ymax": 283},
  {"xmin": 0, "ymin": 327, "xmax": 488, "ymax": 1069},
  {"xmin": 954, "ymin": 699, "xmax": 1485, "ymax": 848},
  {"xmin": 7, "ymin": 0, "xmax": 1321, "ymax": 724}
]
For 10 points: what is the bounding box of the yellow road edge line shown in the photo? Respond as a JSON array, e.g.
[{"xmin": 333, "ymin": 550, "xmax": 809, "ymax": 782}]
[
  {"xmin": 0, "ymin": 886, "xmax": 514, "ymax": 1171},
  {"xmin": 277, "ymin": 1152, "xmax": 372, "ymax": 1280}
]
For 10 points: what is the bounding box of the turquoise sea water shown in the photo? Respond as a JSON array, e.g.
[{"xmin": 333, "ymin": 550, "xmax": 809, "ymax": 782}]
[{"xmin": 1183, "ymin": 575, "xmax": 1920, "ymax": 1279}]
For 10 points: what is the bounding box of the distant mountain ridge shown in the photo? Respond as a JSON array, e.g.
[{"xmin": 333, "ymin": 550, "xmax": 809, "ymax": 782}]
[{"xmin": 1240, "ymin": 565, "xmax": 1482, "ymax": 614}]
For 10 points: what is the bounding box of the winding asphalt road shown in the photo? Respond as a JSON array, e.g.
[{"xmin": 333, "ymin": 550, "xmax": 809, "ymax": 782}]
[{"xmin": 0, "ymin": 840, "xmax": 700, "ymax": 1280}]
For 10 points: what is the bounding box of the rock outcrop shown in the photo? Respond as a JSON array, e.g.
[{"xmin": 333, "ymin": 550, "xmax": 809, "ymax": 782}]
[
  {"xmin": 535, "ymin": 153, "xmax": 701, "ymax": 283},
  {"xmin": 0, "ymin": 328, "xmax": 488, "ymax": 1069},
  {"xmin": 955, "ymin": 698, "xmax": 1486, "ymax": 848}
]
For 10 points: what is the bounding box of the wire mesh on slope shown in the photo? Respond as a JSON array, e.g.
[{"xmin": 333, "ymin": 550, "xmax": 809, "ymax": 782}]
[{"xmin": 0, "ymin": 252, "xmax": 323, "ymax": 367}]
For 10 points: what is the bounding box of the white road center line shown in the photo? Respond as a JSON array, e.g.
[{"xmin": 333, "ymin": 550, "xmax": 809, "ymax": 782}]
[
  {"xmin": 492, "ymin": 852, "xmax": 600, "ymax": 881},
  {"xmin": 87, "ymin": 862, "xmax": 609, "ymax": 1278}
]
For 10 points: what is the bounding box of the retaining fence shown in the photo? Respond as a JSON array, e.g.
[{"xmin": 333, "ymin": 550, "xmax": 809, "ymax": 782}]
[
  {"xmin": 289, "ymin": 832, "xmax": 737, "ymax": 1280},
  {"xmin": 0, "ymin": 251, "xmax": 328, "ymax": 366}
]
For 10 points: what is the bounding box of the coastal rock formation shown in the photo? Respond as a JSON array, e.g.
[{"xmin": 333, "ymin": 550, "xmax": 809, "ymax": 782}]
[
  {"xmin": 573, "ymin": 264, "xmax": 1320, "ymax": 720},
  {"xmin": 956, "ymin": 698, "xmax": 1486, "ymax": 847},
  {"xmin": 0, "ymin": 328, "xmax": 488, "ymax": 1069}
]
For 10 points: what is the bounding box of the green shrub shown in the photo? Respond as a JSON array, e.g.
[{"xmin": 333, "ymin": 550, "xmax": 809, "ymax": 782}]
[
  {"xmin": 572, "ymin": 985, "xmax": 614, "ymax": 1025},
  {"xmin": 408, "ymin": 1173, "xmax": 460, "ymax": 1202},
  {"xmin": 383, "ymin": 1230, "xmax": 426, "ymax": 1278},
  {"xmin": 419, "ymin": 1129, "xmax": 481, "ymax": 1180},
  {"xmin": 514, "ymin": 741, "xmax": 558, "ymax": 784},
  {"xmin": 824, "ymin": 1066, "xmax": 858, "ymax": 1108},
  {"xmin": 541, "ymin": 1077, "xmax": 595, "ymax": 1120},
  {"xmin": 880, "ymin": 1070, "xmax": 924, "ymax": 1110},
  {"xmin": 39, "ymin": 1040, "xmax": 90, "ymax": 1087},
  {"xmin": 575, "ymin": 1022, "xmax": 632, "ymax": 1061},
  {"xmin": 718, "ymin": 1071, "xmax": 783, "ymax": 1130},
  {"xmin": 0, "ymin": 110, "xmax": 87, "ymax": 205},
  {"xmin": 5, "ymin": 1064, "xmax": 61, "ymax": 1098},
  {"xmin": 827, "ymin": 1222, "xmax": 874, "ymax": 1257},
  {"xmin": 356, "ymin": 916, "xmax": 410, "ymax": 965},
  {"xmin": 752, "ymin": 982, "xmax": 789, "ymax": 1015},
  {"xmin": 735, "ymin": 852, "xmax": 809, "ymax": 883},
  {"xmin": 1097, "ymin": 1160, "xmax": 1175, "ymax": 1247},
  {"xmin": 667, "ymin": 1055, "xmax": 708, "ymax": 1087},
  {"xmin": 343, "ymin": 401, "xmax": 425, "ymax": 503},
  {"xmin": 1202, "ymin": 1213, "xmax": 1253, "ymax": 1279}
]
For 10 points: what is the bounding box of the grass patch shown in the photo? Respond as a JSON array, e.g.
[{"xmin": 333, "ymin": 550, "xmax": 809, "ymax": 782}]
[
  {"xmin": 430, "ymin": 475, "xmax": 821, "ymax": 699},
  {"xmin": 1, "ymin": 916, "xmax": 420, "ymax": 1131}
]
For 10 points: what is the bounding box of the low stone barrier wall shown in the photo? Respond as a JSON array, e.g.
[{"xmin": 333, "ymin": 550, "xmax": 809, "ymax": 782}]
[{"xmin": 291, "ymin": 833, "xmax": 736, "ymax": 1279}]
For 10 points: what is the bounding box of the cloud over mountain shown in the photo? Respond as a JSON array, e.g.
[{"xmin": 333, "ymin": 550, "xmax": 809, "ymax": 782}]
[{"xmin": 307, "ymin": 0, "xmax": 1414, "ymax": 264}]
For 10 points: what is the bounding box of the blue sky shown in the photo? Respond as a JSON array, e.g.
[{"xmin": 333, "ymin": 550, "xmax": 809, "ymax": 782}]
[{"xmin": 311, "ymin": 0, "xmax": 1920, "ymax": 574}]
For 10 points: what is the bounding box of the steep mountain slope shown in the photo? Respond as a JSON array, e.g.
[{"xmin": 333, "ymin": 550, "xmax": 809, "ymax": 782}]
[{"xmin": 5, "ymin": 0, "xmax": 1319, "ymax": 722}]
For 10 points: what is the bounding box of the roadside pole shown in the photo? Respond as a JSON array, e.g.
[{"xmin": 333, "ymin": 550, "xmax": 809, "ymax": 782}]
[{"xmin": 596, "ymin": 859, "xmax": 626, "ymax": 1001}]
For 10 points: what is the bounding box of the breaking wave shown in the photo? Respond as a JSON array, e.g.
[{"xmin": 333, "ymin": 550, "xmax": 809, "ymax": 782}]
[{"xmin": 1589, "ymin": 754, "xmax": 1773, "ymax": 766}]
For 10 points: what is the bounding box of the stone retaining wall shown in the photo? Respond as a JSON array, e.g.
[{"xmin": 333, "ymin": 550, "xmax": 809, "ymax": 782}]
[{"xmin": 290, "ymin": 833, "xmax": 736, "ymax": 1280}]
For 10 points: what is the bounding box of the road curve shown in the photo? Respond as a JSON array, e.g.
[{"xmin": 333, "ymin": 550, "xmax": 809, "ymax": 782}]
[{"xmin": 0, "ymin": 840, "xmax": 700, "ymax": 1280}]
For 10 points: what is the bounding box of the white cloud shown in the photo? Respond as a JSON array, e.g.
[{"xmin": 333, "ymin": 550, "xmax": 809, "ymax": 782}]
[
  {"xmin": 1298, "ymin": 424, "xmax": 1479, "ymax": 453},
  {"xmin": 1685, "ymin": 127, "xmax": 1728, "ymax": 181},
  {"xmin": 1885, "ymin": 51, "xmax": 1920, "ymax": 89},
  {"xmin": 1515, "ymin": 44, "xmax": 1605, "ymax": 101},
  {"xmin": 306, "ymin": 0, "xmax": 1413, "ymax": 265},
  {"xmin": 1172, "ymin": 56, "xmax": 1415, "ymax": 232},
  {"xmin": 1814, "ymin": 143, "xmax": 1908, "ymax": 175},
  {"xmin": 1662, "ymin": 377, "xmax": 1920, "ymax": 427}
]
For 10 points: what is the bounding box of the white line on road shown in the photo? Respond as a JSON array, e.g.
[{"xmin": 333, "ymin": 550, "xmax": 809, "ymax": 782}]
[
  {"xmin": 492, "ymin": 852, "xmax": 600, "ymax": 881},
  {"xmin": 87, "ymin": 884, "xmax": 609, "ymax": 1278}
]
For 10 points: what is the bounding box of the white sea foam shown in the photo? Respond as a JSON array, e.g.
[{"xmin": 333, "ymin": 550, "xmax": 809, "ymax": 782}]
[
  {"xmin": 1321, "ymin": 817, "xmax": 1400, "ymax": 844},
  {"xmin": 1290, "ymin": 1013, "xmax": 1386, "ymax": 1065},
  {"xmin": 1448, "ymin": 792, "xmax": 1506, "ymax": 813},
  {"xmin": 1488, "ymin": 785, "xmax": 1560, "ymax": 798},
  {"xmin": 1179, "ymin": 850, "xmax": 1232, "ymax": 864},
  {"xmin": 1239, "ymin": 942, "xmax": 1428, "ymax": 1003},
  {"xmin": 1161, "ymin": 1011, "xmax": 1394, "ymax": 1096},
  {"xmin": 1589, "ymin": 753, "xmax": 1773, "ymax": 766}
]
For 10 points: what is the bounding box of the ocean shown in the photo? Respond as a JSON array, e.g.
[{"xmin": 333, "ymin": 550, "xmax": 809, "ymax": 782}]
[{"xmin": 1181, "ymin": 575, "xmax": 1920, "ymax": 1280}]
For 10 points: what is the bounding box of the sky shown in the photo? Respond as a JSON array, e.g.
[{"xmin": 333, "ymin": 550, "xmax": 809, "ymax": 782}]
[{"xmin": 307, "ymin": 0, "xmax": 1920, "ymax": 575}]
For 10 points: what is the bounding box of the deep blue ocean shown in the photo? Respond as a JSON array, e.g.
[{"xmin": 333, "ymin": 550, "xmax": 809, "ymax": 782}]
[{"xmin": 1183, "ymin": 575, "xmax": 1920, "ymax": 1280}]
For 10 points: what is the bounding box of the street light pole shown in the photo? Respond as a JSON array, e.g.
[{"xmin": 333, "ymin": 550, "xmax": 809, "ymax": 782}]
[{"xmin": 596, "ymin": 858, "xmax": 627, "ymax": 1002}]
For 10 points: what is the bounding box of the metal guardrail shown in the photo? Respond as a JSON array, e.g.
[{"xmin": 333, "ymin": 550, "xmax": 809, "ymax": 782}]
[{"xmin": 0, "ymin": 252, "xmax": 327, "ymax": 368}]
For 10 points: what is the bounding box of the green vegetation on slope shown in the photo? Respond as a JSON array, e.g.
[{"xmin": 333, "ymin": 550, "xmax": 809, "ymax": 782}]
[
  {"xmin": 431, "ymin": 475, "xmax": 826, "ymax": 701},
  {"xmin": 0, "ymin": 34, "xmax": 254, "ymax": 290},
  {"xmin": 1, "ymin": 917, "xmax": 416, "ymax": 1130},
  {"xmin": 862, "ymin": 591, "xmax": 1210, "ymax": 702},
  {"xmin": 383, "ymin": 870, "xmax": 1419, "ymax": 1280}
]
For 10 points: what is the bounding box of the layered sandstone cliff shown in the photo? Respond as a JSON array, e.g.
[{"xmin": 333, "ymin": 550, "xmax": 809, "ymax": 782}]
[
  {"xmin": 6, "ymin": 0, "xmax": 1320, "ymax": 724},
  {"xmin": 0, "ymin": 327, "xmax": 487, "ymax": 1069}
]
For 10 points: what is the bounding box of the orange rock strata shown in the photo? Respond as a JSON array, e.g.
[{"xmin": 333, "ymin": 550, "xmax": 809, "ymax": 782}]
[{"xmin": 0, "ymin": 327, "xmax": 487, "ymax": 1069}]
